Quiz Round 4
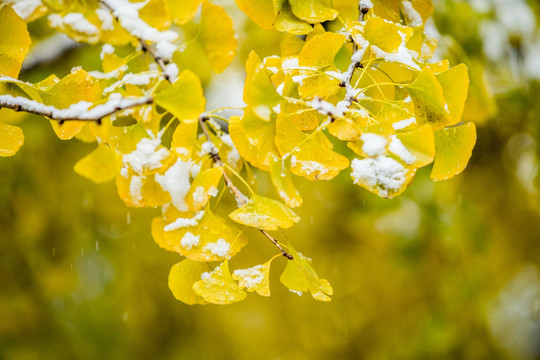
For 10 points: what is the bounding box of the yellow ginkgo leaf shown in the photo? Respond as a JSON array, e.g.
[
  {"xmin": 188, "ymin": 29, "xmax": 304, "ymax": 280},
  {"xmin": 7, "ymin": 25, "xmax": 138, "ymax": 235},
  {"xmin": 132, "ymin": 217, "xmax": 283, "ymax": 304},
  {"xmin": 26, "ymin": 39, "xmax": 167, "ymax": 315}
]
[
  {"xmin": 139, "ymin": 0, "xmax": 172, "ymax": 30},
  {"xmin": 274, "ymin": 0, "xmax": 313, "ymax": 35},
  {"xmin": 289, "ymin": 0, "xmax": 338, "ymax": 23},
  {"xmin": 394, "ymin": 124, "xmax": 435, "ymax": 168},
  {"xmin": 364, "ymin": 16, "xmax": 405, "ymax": 53},
  {"xmin": 74, "ymin": 144, "xmax": 122, "ymax": 183},
  {"xmin": 42, "ymin": 69, "xmax": 97, "ymax": 140},
  {"xmin": 154, "ymin": 70, "xmax": 205, "ymax": 123},
  {"xmin": 185, "ymin": 167, "xmax": 222, "ymax": 212},
  {"xmin": 405, "ymin": 67, "xmax": 450, "ymax": 129},
  {"xmin": 228, "ymin": 110, "xmax": 279, "ymax": 171},
  {"xmin": 168, "ymin": 259, "xmax": 210, "ymax": 305},
  {"xmin": 403, "ymin": 0, "xmax": 433, "ymax": 24},
  {"xmin": 0, "ymin": 5, "xmax": 31, "ymax": 78},
  {"xmin": 232, "ymin": 259, "xmax": 273, "ymax": 296},
  {"xmin": 200, "ymin": 1, "xmax": 237, "ymax": 73},
  {"xmin": 436, "ymin": 63, "xmax": 469, "ymax": 126},
  {"xmin": 270, "ymin": 157, "xmax": 303, "ymax": 208},
  {"xmin": 431, "ymin": 122, "xmax": 476, "ymax": 181},
  {"xmin": 193, "ymin": 261, "xmax": 247, "ymax": 304},
  {"xmin": 0, "ymin": 122, "xmax": 24, "ymax": 157},
  {"xmin": 229, "ymin": 193, "xmax": 300, "ymax": 231},
  {"xmin": 281, "ymin": 34, "xmax": 306, "ymax": 56},
  {"xmin": 276, "ymin": 115, "xmax": 350, "ymax": 180},
  {"xmin": 299, "ymin": 32, "xmax": 346, "ymax": 68},
  {"xmin": 279, "ymin": 244, "xmax": 333, "ymax": 301},
  {"xmin": 234, "ymin": 0, "xmax": 275, "ymax": 30},
  {"xmin": 167, "ymin": 0, "xmax": 202, "ymax": 24},
  {"xmin": 116, "ymin": 172, "xmax": 171, "ymax": 208},
  {"xmin": 243, "ymin": 51, "xmax": 282, "ymax": 121},
  {"xmin": 152, "ymin": 209, "xmax": 248, "ymax": 262},
  {"xmin": 350, "ymin": 154, "xmax": 416, "ymax": 198}
]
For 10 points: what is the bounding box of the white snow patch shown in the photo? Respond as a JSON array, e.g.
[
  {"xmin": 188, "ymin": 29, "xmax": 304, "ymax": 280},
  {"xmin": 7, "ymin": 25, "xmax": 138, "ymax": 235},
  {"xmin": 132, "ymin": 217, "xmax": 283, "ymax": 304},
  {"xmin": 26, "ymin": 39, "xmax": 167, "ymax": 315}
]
[
  {"xmin": 180, "ymin": 231, "xmax": 200, "ymax": 250},
  {"xmin": 361, "ymin": 133, "xmax": 388, "ymax": 156},
  {"xmin": 155, "ymin": 159, "xmax": 194, "ymax": 211},
  {"xmin": 164, "ymin": 211, "xmax": 205, "ymax": 231},
  {"xmin": 351, "ymin": 156, "xmax": 409, "ymax": 197},
  {"xmin": 388, "ymin": 135, "xmax": 416, "ymax": 164},
  {"xmin": 204, "ymin": 238, "xmax": 231, "ymax": 258}
]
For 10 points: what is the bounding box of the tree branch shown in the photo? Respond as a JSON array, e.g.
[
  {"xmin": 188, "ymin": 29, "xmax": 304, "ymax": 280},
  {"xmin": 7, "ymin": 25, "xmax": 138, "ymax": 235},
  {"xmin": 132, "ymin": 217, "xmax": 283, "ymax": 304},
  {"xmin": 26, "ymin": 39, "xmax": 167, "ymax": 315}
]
[
  {"xmin": 0, "ymin": 95, "xmax": 153, "ymax": 123},
  {"xmin": 198, "ymin": 115, "xmax": 293, "ymax": 260}
]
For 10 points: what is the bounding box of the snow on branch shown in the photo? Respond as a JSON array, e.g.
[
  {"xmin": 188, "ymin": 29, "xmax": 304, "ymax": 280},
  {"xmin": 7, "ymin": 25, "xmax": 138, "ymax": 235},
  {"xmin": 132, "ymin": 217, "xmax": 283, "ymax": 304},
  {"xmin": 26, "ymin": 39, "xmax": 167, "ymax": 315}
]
[{"xmin": 0, "ymin": 95, "xmax": 153, "ymax": 123}]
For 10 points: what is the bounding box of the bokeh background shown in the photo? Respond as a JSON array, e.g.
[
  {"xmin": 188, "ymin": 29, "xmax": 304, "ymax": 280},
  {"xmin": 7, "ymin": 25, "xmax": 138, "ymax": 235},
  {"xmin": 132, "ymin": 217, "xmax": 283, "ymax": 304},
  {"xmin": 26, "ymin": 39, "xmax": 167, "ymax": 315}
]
[{"xmin": 1, "ymin": 0, "xmax": 540, "ymax": 359}]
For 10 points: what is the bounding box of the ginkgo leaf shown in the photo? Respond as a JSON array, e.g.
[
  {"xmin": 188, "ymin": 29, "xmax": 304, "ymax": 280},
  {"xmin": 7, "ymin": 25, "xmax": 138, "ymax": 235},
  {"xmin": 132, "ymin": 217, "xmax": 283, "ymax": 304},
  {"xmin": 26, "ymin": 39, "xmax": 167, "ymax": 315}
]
[
  {"xmin": 0, "ymin": 122, "xmax": 24, "ymax": 157},
  {"xmin": 280, "ymin": 244, "xmax": 333, "ymax": 301},
  {"xmin": 171, "ymin": 121, "xmax": 199, "ymax": 160},
  {"xmin": 394, "ymin": 124, "xmax": 435, "ymax": 168},
  {"xmin": 405, "ymin": 67, "xmax": 450, "ymax": 128},
  {"xmin": 431, "ymin": 122, "xmax": 476, "ymax": 181},
  {"xmin": 436, "ymin": 64, "xmax": 469, "ymax": 126},
  {"xmin": 43, "ymin": 69, "xmax": 97, "ymax": 140},
  {"xmin": 281, "ymin": 34, "xmax": 306, "ymax": 56},
  {"xmin": 299, "ymin": 32, "xmax": 346, "ymax": 68},
  {"xmin": 274, "ymin": 0, "xmax": 313, "ymax": 35},
  {"xmin": 116, "ymin": 173, "xmax": 171, "ymax": 208},
  {"xmin": 404, "ymin": 0, "xmax": 433, "ymax": 23},
  {"xmin": 232, "ymin": 259, "xmax": 273, "ymax": 296},
  {"xmin": 364, "ymin": 16, "xmax": 405, "ymax": 53},
  {"xmin": 185, "ymin": 167, "xmax": 222, "ymax": 212},
  {"xmin": 74, "ymin": 144, "xmax": 122, "ymax": 183},
  {"xmin": 168, "ymin": 259, "xmax": 210, "ymax": 305},
  {"xmin": 0, "ymin": 5, "xmax": 31, "ymax": 78},
  {"xmin": 152, "ymin": 209, "xmax": 248, "ymax": 262},
  {"xmin": 228, "ymin": 110, "xmax": 279, "ymax": 171},
  {"xmin": 167, "ymin": 0, "xmax": 202, "ymax": 24},
  {"xmin": 289, "ymin": 0, "xmax": 339, "ymax": 23},
  {"xmin": 234, "ymin": 0, "xmax": 275, "ymax": 30},
  {"xmin": 275, "ymin": 115, "xmax": 350, "ymax": 180},
  {"xmin": 200, "ymin": 1, "xmax": 237, "ymax": 73},
  {"xmin": 193, "ymin": 261, "xmax": 247, "ymax": 304},
  {"xmin": 270, "ymin": 157, "xmax": 303, "ymax": 208},
  {"xmin": 139, "ymin": 0, "xmax": 172, "ymax": 30},
  {"xmin": 243, "ymin": 51, "xmax": 282, "ymax": 121},
  {"xmin": 350, "ymin": 154, "xmax": 416, "ymax": 198},
  {"xmin": 229, "ymin": 193, "xmax": 300, "ymax": 231},
  {"xmin": 154, "ymin": 70, "xmax": 205, "ymax": 123}
]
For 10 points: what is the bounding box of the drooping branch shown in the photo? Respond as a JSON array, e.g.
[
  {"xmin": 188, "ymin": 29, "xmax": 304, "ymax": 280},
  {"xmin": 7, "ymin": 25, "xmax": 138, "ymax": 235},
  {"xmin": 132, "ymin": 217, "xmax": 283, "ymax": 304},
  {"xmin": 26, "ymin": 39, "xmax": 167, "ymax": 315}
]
[
  {"xmin": 0, "ymin": 95, "xmax": 153, "ymax": 123},
  {"xmin": 198, "ymin": 115, "xmax": 294, "ymax": 260}
]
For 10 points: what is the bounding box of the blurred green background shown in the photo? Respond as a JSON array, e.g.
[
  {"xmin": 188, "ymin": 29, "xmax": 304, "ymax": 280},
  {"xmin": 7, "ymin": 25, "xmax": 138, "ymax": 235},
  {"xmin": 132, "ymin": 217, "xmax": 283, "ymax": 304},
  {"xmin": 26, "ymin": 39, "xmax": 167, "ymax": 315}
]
[{"xmin": 2, "ymin": 0, "xmax": 540, "ymax": 359}]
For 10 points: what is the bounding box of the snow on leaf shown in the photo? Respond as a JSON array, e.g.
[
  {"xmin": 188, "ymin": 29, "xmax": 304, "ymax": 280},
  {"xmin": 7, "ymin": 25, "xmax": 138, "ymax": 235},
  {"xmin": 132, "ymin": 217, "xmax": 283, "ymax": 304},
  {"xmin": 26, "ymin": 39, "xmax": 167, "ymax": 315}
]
[
  {"xmin": 229, "ymin": 193, "xmax": 300, "ymax": 231},
  {"xmin": 431, "ymin": 122, "xmax": 476, "ymax": 181},
  {"xmin": 193, "ymin": 261, "xmax": 247, "ymax": 305},
  {"xmin": 200, "ymin": 1, "xmax": 237, "ymax": 73},
  {"xmin": 233, "ymin": 259, "xmax": 272, "ymax": 296},
  {"xmin": 185, "ymin": 167, "xmax": 222, "ymax": 212},
  {"xmin": 74, "ymin": 144, "xmax": 122, "ymax": 183},
  {"xmin": 0, "ymin": 5, "xmax": 31, "ymax": 78},
  {"xmin": 0, "ymin": 122, "xmax": 24, "ymax": 157},
  {"xmin": 168, "ymin": 259, "xmax": 210, "ymax": 305}
]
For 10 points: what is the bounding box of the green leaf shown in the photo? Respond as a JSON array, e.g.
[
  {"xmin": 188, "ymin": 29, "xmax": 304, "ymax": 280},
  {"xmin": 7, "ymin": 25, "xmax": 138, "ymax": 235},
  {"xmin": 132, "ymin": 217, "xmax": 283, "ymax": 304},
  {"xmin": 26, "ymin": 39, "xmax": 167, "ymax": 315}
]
[
  {"xmin": 200, "ymin": 1, "xmax": 237, "ymax": 73},
  {"xmin": 431, "ymin": 122, "xmax": 476, "ymax": 181},
  {"xmin": 193, "ymin": 261, "xmax": 247, "ymax": 304},
  {"xmin": 74, "ymin": 144, "xmax": 122, "ymax": 183},
  {"xmin": 229, "ymin": 193, "xmax": 300, "ymax": 231},
  {"xmin": 0, "ymin": 5, "xmax": 31, "ymax": 78},
  {"xmin": 168, "ymin": 259, "xmax": 210, "ymax": 305},
  {"xmin": 154, "ymin": 70, "xmax": 205, "ymax": 123},
  {"xmin": 299, "ymin": 32, "xmax": 346, "ymax": 68},
  {"xmin": 0, "ymin": 122, "xmax": 24, "ymax": 157}
]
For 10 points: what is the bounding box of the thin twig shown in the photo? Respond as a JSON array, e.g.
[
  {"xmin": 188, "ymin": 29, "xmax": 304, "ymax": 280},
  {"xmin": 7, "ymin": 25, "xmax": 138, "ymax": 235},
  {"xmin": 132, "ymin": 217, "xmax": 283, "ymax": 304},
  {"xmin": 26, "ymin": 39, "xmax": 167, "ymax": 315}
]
[{"xmin": 198, "ymin": 115, "xmax": 293, "ymax": 260}]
